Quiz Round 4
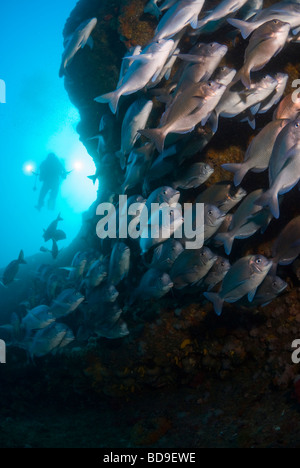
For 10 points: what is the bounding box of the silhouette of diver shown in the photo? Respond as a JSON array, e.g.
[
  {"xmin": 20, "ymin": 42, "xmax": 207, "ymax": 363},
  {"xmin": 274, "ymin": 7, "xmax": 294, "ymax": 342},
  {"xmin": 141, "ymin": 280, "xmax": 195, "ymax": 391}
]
[{"xmin": 35, "ymin": 153, "xmax": 68, "ymax": 211}]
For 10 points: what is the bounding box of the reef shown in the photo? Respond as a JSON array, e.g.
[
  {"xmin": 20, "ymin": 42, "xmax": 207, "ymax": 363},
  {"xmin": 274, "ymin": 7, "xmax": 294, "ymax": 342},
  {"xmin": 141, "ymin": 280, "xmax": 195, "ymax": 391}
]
[{"xmin": 1, "ymin": 0, "xmax": 300, "ymax": 449}]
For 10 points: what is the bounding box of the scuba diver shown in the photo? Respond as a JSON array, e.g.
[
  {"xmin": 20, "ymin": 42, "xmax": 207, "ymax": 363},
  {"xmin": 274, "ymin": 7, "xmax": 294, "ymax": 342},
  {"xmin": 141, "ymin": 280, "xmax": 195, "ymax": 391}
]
[{"xmin": 34, "ymin": 153, "xmax": 69, "ymax": 211}]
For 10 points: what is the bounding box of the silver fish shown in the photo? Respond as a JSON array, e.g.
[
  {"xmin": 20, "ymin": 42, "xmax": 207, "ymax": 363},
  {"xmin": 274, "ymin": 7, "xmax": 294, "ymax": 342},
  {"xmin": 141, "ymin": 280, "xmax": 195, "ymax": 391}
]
[
  {"xmin": 132, "ymin": 268, "xmax": 174, "ymax": 302},
  {"xmin": 148, "ymin": 238, "xmax": 184, "ymax": 271},
  {"xmin": 197, "ymin": 0, "xmax": 249, "ymax": 31},
  {"xmin": 196, "ymin": 182, "xmax": 247, "ymax": 213},
  {"xmin": 145, "ymin": 186, "xmax": 181, "ymax": 211},
  {"xmin": 237, "ymin": 0, "xmax": 264, "ymax": 21},
  {"xmin": 22, "ymin": 306, "xmax": 55, "ymax": 332},
  {"xmin": 172, "ymin": 163, "xmax": 214, "ymax": 189},
  {"xmin": 271, "ymin": 216, "xmax": 300, "ymax": 272},
  {"xmin": 108, "ymin": 243, "xmax": 131, "ymax": 286},
  {"xmin": 29, "ymin": 323, "xmax": 74, "ymax": 358},
  {"xmin": 273, "ymin": 92, "xmax": 300, "ymax": 120},
  {"xmin": 203, "ymin": 256, "xmax": 231, "ymax": 291},
  {"xmin": 118, "ymin": 46, "xmax": 142, "ymax": 86},
  {"xmin": 259, "ymin": 72, "xmax": 288, "ymax": 114},
  {"xmin": 84, "ymin": 257, "xmax": 108, "ymax": 290},
  {"xmin": 234, "ymin": 20, "xmax": 290, "ymax": 89},
  {"xmin": 213, "ymin": 66, "xmax": 237, "ymax": 86},
  {"xmin": 222, "ymin": 118, "xmax": 290, "ymax": 186},
  {"xmin": 43, "ymin": 213, "xmax": 63, "ymax": 242},
  {"xmin": 59, "ymin": 18, "xmax": 97, "ymax": 77},
  {"xmin": 242, "ymin": 274, "xmax": 287, "ymax": 307},
  {"xmin": 227, "ymin": 1, "xmax": 300, "ymax": 39},
  {"xmin": 204, "ymin": 254, "xmax": 273, "ymax": 315},
  {"xmin": 256, "ymin": 143, "xmax": 300, "ymax": 218},
  {"xmin": 140, "ymin": 81, "xmax": 226, "ymax": 152},
  {"xmin": 121, "ymin": 143, "xmax": 155, "ymax": 193},
  {"xmin": 170, "ymin": 246, "xmax": 217, "ymax": 289},
  {"xmin": 204, "ymin": 204, "xmax": 226, "ymax": 241},
  {"xmin": 117, "ymin": 98, "xmax": 153, "ymax": 167},
  {"xmin": 96, "ymin": 319, "xmax": 129, "ymax": 339},
  {"xmin": 95, "ymin": 39, "xmax": 174, "ymax": 114},
  {"xmin": 153, "ymin": 0, "xmax": 205, "ymax": 41},
  {"xmin": 50, "ymin": 289, "xmax": 85, "ymax": 318},
  {"xmin": 211, "ymin": 75, "xmax": 278, "ymax": 131},
  {"xmin": 216, "ymin": 189, "xmax": 272, "ymax": 254}
]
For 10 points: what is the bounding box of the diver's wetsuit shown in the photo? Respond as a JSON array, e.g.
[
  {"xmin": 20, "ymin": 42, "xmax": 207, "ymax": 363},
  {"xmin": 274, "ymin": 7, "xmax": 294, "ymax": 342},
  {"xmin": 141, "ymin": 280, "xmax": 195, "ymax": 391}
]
[{"xmin": 37, "ymin": 154, "xmax": 67, "ymax": 211}]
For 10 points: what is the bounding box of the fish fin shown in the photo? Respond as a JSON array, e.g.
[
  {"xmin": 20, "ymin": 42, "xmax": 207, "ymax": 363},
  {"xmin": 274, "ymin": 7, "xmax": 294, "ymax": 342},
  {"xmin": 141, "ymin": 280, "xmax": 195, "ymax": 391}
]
[
  {"xmin": 57, "ymin": 213, "xmax": 63, "ymax": 222},
  {"xmin": 164, "ymin": 68, "xmax": 172, "ymax": 81},
  {"xmin": 208, "ymin": 110, "xmax": 219, "ymax": 133},
  {"xmin": 251, "ymin": 103, "xmax": 260, "ymax": 115},
  {"xmin": 190, "ymin": 14, "xmax": 200, "ymax": 29},
  {"xmin": 204, "ymin": 292, "xmax": 224, "ymax": 316},
  {"xmin": 227, "ymin": 18, "xmax": 254, "ymax": 39},
  {"xmin": 222, "ymin": 163, "xmax": 248, "ymax": 186},
  {"xmin": 215, "ymin": 233, "xmax": 234, "ymax": 256},
  {"xmin": 195, "ymin": 18, "xmax": 208, "ymax": 30},
  {"xmin": 123, "ymin": 54, "xmax": 152, "ymax": 62},
  {"xmin": 18, "ymin": 250, "xmax": 27, "ymax": 265},
  {"xmin": 94, "ymin": 91, "xmax": 120, "ymax": 115},
  {"xmin": 86, "ymin": 37, "xmax": 94, "ymax": 49},
  {"xmin": 270, "ymin": 262, "xmax": 278, "ymax": 275},
  {"xmin": 237, "ymin": 66, "xmax": 251, "ymax": 89},
  {"xmin": 255, "ymin": 190, "xmax": 280, "ymax": 219},
  {"xmin": 0, "ymin": 281, "xmax": 8, "ymax": 289},
  {"xmin": 138, "ymin": 128, "xmax": 166, "ymax": 153},
  {"xmin": 87, "ymin": 175, "xmax": 97, "ymax": 184},
  {"xmin": 115, "ymin": 150, "xmax": 127, "ymax": 170},
  {"xmin": 248, "ymin": 287, "xmax": 258, "ymax": 303},
  {"xmin": 144, "ymin": 2, "xmax": 161, "ymax": 19}
]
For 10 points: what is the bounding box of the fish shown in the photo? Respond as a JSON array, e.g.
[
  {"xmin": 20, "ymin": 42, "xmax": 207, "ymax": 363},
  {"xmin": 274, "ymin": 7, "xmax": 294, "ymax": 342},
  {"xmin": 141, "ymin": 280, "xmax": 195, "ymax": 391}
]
[
  {"xmin": 29, "ymin": 323, "xmax": 74, "ymax": 359},
  {"xmin": 271, "ymin": 216, "xmax": 300, "ymax": 272},
  {"xmin": 222, "ymin": 118, "xmax": 290, "ymax": 186},
  {"xmin": 46, "ymin": 273, "xmax": 63, "ymax": 301},
  {"xmin": 147, "ymin": 238, "xmax": 184, "ymax": 271},
  {"xmin": 88, "ymin": 113, "xmax": 117, "ymax": 157},
  {"xmin": 258, "ymin": 72, "xmax": 288, "ymax": 114},
  {"xmin": 83, "ymin": 257, "xmax": 108, "ymax": 290},
  {"xmin": 204, "ymin": 204, "xmax": 226, "ymax": 242},
  {"xmin": 43, "ymin": 213, "xmax": 63, "ymax": 242},
  {"xmin": 176, "ymin": 43, "xmax": 228, "ymax": 87},
  {"xmin": 233, "ymin": 20, "xmax": 290, "ymax": 89},
  {"xmin": 117, "ymin": 99, "xmax": 153, "ymax": 168},
  {"xmin": 61, "ymin": 251, "xmax": 88, "ymax": 282},
  {"xmin": 196, "ymin": 0, "xmax": 249, "ymax": 31},
  {"xmin": 140, "ymin": 206, "xmax": 184, "ymax": 254},
  {"xmin": 237, "ymin": 0, "xmax": 264, "ymax": 22},
  {"xmin": 50, "ymin": 289, "xmax": 85, "ymax": 318},
  {"xmin": 268, "ymin": 118, "xmax": 300, "ymax": 185},
  {"xmin": 216, "ymin": 189, "xmax": 272, "ymax": 254},
  {"xmin": 21, "ymin": 305, "xmax": 55, "ymax": 332},
  {"xmin": 203, "ymin": 256, "xmax": 231, "ymax": 291},
  {"xmin": 118, "ymin": 46, "xmax": 142, "ymax": 85},
  {"xmin": 213, "ymin": 66, "xmax": 237, "ymax": 86},
  {"xmin": 256, "ymin": 143, "xmax": 300, "ymax": 218},
  {"xmin": 59, "ymin": 18, "xmax": 97, "ymax": 77},
  {"xmin": 227, "ymin": 1, "xmax": 300, "ymax": 39},
  {"xmin": 210, "ymin": 74, "xmax": 278, "ymax": 131},
  {"xmin": 196, "ymin": 182, "xmax": 247, "ymax": 213},
  {"xmin": 118, "ymin": 195, "xmax": 147, "ymax": 239},
  {"xmin": 170, "ymin": 246, "xmax": 217, "ymax": 289},
  {"xmin": 87, "ymin": 284, "xmax": 119, "ymax": 305},
  {"xmin": 131, "ymin": 268, "xmax": 174, "ymax": 302},
  {"xmin": 95, "ymin": 39, "xmax": 174, "ymax": 114},
  {"xmin": 52, "ymin": 229, "xmax": 67, "ymax": 242},
  {"xmin": 172, "ymin": 163, "xmax": 214, "ymax": 190},
  {"xmin": 1, "ymin": 250, "xmax": 26, "ymax": 287},
  {"xmin": 108, "ymin": 243, "xmax": 131, "ymax": 286},
  {"xmin": 273, "ymin": 92, "xmax": 300, "ymax": 120},
  {"xmin": 121, "ymin": 143, "xmax": 155, "ymax": 193},
  {"xmin": 204, "ymin": 254, "xmax": 273, "ymax": 315},
  {"xmin": 140, "ymin": 80, "xmax": 226, "ymax": 152},
  {"xmin": 95, "ymin": 319, "xmax": 129, "ymax": 339},
  {"xmin": 40, "ymin": 239, "xmax": 60, "ymax": 260},
  {"xmin": 145, "ymin": 186, "xmax": 181, "ymax": 211},
  {"xmin": 153, "ymin": 0, "xmax": 205, "ymax": 41},
  {"xmin": 241, "ymin": 274, "xmax": 287, "ymax": 307}
]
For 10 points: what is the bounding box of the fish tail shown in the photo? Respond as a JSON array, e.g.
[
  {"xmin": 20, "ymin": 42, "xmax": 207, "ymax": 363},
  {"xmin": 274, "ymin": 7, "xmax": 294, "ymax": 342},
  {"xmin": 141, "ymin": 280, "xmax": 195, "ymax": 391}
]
[
  {"xmin": 234, "ymin": 66, "xmax": 251, "ymax": 89},
  {"xmin": 215, "ymin": 232, "xmax": 234, "ymax": 256},
  {"xmin": 256, "ymin": 190, "xmax": 280, "ymax": 219},
  {"xmin": 18, "ymin": 250, "xmax": 27, "ymax": 265},
  {"xmin": 0, "ymin": 280, "xmax": 7, "ymax": 289},
  {"xmin": 87, "ymin": 175, "xmax": 97, "ymax": 184},
  {"xmin": 204, "ymin": 292, "xmax": 224, "ymax": 316},
  {"xmin": 208, "ymin": 110, "xmax": 219, "ymax": 133},
  {"xmin": 222, "ymin": 163, "xmax": 248, "ymax": 186},
  {"xmin": 94, "ymin": 91, "xmax": 121, "ymax": 115},
  {"xmin": 144, "ymin": 2, "xmax": 161, "ymax": 19},
  {"xmin": 195, "ymin": 18, "xmax": 209, "ymax": 31},
  {"xmin": 138, "ymin": 128, "xmax": 166, "ymax": 153},
  {"xmin": 227, "ymin": 18, "xmax": 255, "ymax": 39}
]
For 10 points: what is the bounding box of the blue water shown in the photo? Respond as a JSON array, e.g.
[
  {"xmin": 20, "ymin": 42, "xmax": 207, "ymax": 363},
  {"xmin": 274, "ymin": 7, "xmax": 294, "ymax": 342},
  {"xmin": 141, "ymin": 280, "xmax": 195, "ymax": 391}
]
[{"xmin": 0, "ymin": 0, "xmax": 97, "ymax": 267}]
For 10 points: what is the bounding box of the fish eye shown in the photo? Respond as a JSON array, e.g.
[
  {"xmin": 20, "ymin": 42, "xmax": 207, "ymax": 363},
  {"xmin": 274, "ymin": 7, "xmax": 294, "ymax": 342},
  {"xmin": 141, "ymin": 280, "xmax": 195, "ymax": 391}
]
[
  {"xmin": 221, "ymin": 262, "xmax": 225, "ymax": 267},
  {"xmin": 272, "ymin": 281, "xmax": 277, "ymax": 287},
  {"xmin": 256, "ymin": 258, "xmax": 262, "ymax": 264},
  {"xmin": 163, "ymin": 190, "xmax": 167, "ymax": 195},
  {"xmin": 295, "ymin": 123, "xmax": 300, "ymax": 128},
  {"xmin": 208, "ymin": 210, "xmax": 213, "ymax": 215}
]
